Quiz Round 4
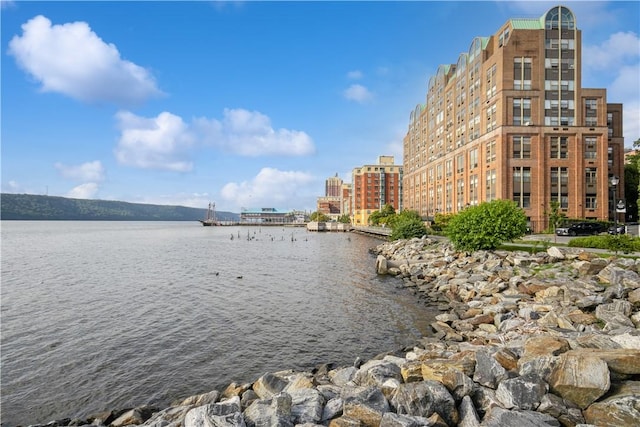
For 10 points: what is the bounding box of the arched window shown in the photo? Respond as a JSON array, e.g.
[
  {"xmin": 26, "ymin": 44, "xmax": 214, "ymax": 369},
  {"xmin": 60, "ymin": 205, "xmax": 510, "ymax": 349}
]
[
  {"xmin": 468, "ymin": 38, "xmax": 481, "ymax": 61},
  {"xmin": 456, "ymin": 54, "xmax": 467, "ymax": 77},
  {"xmin": 545, "ymin": 6, "xmax": 575, "ymax": 30}
]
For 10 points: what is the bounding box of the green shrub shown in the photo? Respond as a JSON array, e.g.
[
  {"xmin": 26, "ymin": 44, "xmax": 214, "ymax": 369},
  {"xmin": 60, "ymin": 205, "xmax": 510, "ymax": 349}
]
[
  {"xmin": 569, "ymin": 234, "xmax": 640, "ymax": 253},
  {"xmin": 390, "ymin": 216, "xmax": 428, "ymax": 241},
  {"xmin": 446, "ymin": 200, "xmax": 528, "ymax": 251}
]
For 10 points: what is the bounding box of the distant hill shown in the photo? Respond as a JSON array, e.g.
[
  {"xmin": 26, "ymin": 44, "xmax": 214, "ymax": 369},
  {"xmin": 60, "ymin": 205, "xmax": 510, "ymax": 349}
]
[{"xmin": 0, "ymin": 193, "xmax": 240, "ymax": 222}]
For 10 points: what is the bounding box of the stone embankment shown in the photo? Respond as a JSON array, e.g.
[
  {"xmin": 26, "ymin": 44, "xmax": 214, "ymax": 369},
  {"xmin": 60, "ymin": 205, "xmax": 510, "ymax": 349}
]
[{"xmin": 36, "ymin": 237, "xmax": 640, "ymax": 427}]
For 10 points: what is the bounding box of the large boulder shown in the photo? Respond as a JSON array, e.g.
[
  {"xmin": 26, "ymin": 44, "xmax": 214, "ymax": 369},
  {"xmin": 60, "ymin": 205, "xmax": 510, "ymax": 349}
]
[
  {"xmin": 548, "ymin": 353, "xmax": 610, "ymax": 409},
  {"xmin": 390, "ymin": 380, "xmax": 458, "ymax": 426}
]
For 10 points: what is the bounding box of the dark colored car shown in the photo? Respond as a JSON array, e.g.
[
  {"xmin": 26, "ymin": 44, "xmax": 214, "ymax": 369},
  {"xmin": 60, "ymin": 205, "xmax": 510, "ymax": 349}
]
[{"xmin": 556, "ymin": 222, "xmax": 606, "ymax": 236}]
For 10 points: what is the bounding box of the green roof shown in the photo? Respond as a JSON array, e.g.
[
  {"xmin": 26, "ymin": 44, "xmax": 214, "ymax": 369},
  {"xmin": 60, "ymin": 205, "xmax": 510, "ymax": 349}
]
[{"xmin": 509, "ymin": 18, "xmax": 544, "ymax": 30}]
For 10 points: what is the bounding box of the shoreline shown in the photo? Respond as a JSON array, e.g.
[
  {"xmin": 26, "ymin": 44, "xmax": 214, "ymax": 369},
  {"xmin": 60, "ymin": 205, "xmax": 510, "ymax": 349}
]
[{"xmin": 18, "ymin": 236, "xmax": 640, "ymax": 426}]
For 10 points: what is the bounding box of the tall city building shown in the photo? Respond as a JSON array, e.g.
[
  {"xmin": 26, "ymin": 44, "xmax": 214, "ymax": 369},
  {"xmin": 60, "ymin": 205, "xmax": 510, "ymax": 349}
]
[
  {"xmin": 325, "ymin": 174, "xmax": 343, "ymax": 197},
  {"xmin": 352, "ymin": 156, "xmax": 403, "ymax": 225},
  {"xmin": 317, "ymin": 173, "xmax": 344, "ymax": 221},
  {"xmin": 402, "ymin": 5, "xmax": 625, "ymax": 232}
]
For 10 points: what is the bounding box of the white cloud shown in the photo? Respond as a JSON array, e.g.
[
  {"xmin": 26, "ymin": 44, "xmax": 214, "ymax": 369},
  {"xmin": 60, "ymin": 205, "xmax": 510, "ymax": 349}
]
[
  {"xmin": 8, "ymin": 15, "xmax": 162, "ymax": 106},
  {"xmin": 66, "ymin": 183, "xmax": 99, "ymax": 199},
  {"xmin": 609, "ymin": 64, "xmax": 640, "ymax": 145},
  {"xmin": 344, "ymin": 84, "xmax": 373, "ymax": 103},
  {"xmin": 347, "ymin": 70, "xmax": 363, "ymax": 79},
  {"xmin": 114, "ymin": 111, "xmax": 195, "ymax": 172},
  {"xmin": 55, "ymin": 160, "xmax": 105, "ymax": 182},
  {"xmin": 114, "ymin": 108, "xmax": 315, "ymax": 171},
  {"xmin": 2, "ymin": 180, "xmax": 22, "ymax": 193},
  {"xmin": 584, "ymin": 32, "xmax": 640, "ymax": 145},
  {"xmin": 220, "ymin": 167, "xmax": 315, "ymax": 209},
  {"xmin": 193, "ymin": 108, "xmax": 315, "ymax": 156},
  {"xmin": 583, "ymin": 31, "xmax": 640, "ymax": 70}
]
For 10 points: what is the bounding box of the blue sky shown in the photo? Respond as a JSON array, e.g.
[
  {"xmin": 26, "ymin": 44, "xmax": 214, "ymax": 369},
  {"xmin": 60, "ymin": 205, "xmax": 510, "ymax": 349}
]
[{"xmin": 2, "ymin": 1, "xmax": 639, "ymax": 213}]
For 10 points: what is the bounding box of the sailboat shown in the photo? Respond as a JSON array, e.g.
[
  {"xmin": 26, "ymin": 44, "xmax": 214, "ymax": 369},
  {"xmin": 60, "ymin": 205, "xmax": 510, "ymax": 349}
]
[{"xmin": 200, "ymin": 202, "xmax": 218, "ymax": 226}]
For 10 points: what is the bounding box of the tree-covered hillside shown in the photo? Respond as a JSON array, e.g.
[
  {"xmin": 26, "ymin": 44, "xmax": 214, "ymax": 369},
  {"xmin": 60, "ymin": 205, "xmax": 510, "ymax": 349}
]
[{"xmin": 0, "ymin": 194, "xmax": 239, "ymax": 221}]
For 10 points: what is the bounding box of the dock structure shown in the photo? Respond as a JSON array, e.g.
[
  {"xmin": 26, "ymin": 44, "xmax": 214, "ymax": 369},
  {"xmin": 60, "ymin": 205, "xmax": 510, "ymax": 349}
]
[
  {"xmin": 306, "ymin": 222, "xmax": 351, "ymax": 232},
  {"xmin": 350, "ymin": 226, "xmax": 392, "ymax": 238}
]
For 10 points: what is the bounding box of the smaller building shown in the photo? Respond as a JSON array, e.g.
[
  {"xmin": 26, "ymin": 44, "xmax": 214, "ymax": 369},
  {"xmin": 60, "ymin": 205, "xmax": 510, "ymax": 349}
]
[
  {"xmin": 240, "ymin": 207, "xmax": 296, "ymax": 224},
  {"xmin": 352, "ymin": 156, "xmax": 403, "ymax": 225}
]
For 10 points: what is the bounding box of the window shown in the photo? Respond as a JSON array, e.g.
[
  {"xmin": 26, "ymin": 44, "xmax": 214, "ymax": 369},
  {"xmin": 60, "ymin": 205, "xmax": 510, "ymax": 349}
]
[
  {"xmin": 445, "ymin": 159, "xmax": 453, "ymax": 177},
  {"xmin": 585, "ymin": 117, "xmax": 598, "ymax": 126},
  {"xmin": 457, "ymin": 179, "xmax": 465, "ymax": 210},
  {"xmin": 485, "ymin": 64, "xmax": 497, "ymax": 98},
  {"xmin": 486, "ymin": 140, "xmax": 497, "ymax": 163},
  {"xmin": 585, "ymin": 168, "xmax": 597, "ymax": 187},
  {"xmin": 551, "ymin": 167, "xmax": 569, "ymax": 208},
  {"xmin": 469, "ymin": 148, "xmax": 479, "ymax": 169},
  {"xmin": 513, "ymin": 136, "xmax": 531, "ymax": 159},
  {"xmin": 486, "ymin": 103, "xmax": 497, "ymax": 131},
  {"xmin": 469, "ymin": 174, "xmax": 478, "ymax": 206},
  {"xmin": 513, "ymin": 98, "xmax": 531, "ymax": 125},
  {"xmin": 550, "ymin": 136, "xmax": 568, "ymax": 159},
  {"xmin": 486, "ymin": 169, "xmax": 497, "ymax": 201},
  {"xmin": 514, "ymin": 57, "xmax": 532, "ymax": 90},
  {"xmin": 513, "ymin": 167, "xmax": 531, "ymax": 208},
  {"xmin": 456, "ymin": 154, "xmax": 464, "ymax": 174},
  {"xmin": 584, "ymin": 136, "xmax": 597, "ymax": 159},
  {"xmin": 585, "ymin": 196, "xmax": 597, "ymax": 209}
]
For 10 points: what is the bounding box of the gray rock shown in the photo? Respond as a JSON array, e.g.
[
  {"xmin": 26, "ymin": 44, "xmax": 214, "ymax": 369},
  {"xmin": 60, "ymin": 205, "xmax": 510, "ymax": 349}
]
[
  {"xmin": 495, "ymin": 374, "xmax": 548, "ymax": 410},
  {"xmin": 342, "ymin": 386, "xmax": 390, "ymax": 426},
  {"xmin": 480, "ymin": 406, "xmax": 560, "ymax": 426},
  {"xmin": 184, "ymin": 397, "xmax": 245, "ymax": 427},
  {"xmin": 289, "ymin": 388, "xmax": 325, "ymax": 425},
  {"xmin": 473, "ymin": 349, "xmax": 509, "ymax": 389},
  {"xmin": 390, "ymin": 380, "xmax": 458, "ymax": 426},
  {"xmin": 379, "ymin": 412, "xmax": 433, "ymax": 427},
  {"xmin": 321, "ymin": 397, "xmax": 343, "ymax": 422},
  {"xmin": 457, "ymin": 395, "xmax": 480, "ymax": 427},
  {"xmin": 252, "ymin": 373, "xmax": 288, "ymax": 399},
  {"xmin": 243, "ymin": 393, "xmax": 293, "ymax": 427},
  {"xmin": 354, "ymin": 359, "xmax": 403, "ymax": 388}
]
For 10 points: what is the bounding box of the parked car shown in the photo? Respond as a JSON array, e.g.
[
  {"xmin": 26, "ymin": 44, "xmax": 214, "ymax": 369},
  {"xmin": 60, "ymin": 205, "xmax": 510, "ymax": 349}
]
[
  {"xmin": 556, "ymin": 222, "xmax": 606, "ymax": 236},
  {"xmin": 608, "ymin": 224, "xmax": 626, "ymax": 235}
]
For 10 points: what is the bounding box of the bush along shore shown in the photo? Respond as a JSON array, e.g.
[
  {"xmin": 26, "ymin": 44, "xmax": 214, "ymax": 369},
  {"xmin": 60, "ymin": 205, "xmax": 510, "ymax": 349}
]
[{"xmin": 31, "ymin": 237, "xmax": 640, "ymax": 427}]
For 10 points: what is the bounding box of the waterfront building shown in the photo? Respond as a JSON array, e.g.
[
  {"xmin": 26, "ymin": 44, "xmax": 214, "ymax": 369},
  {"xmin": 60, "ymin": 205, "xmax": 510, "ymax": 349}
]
[
  {"xmin": 316, "ymin": 196, "xmax": 342, "ymax": 221},
  {"xmin": 351, "ymin": 156, "xmax": 403, "ymax": 225},
  {"xmin": 240, "ymin": 207, "xmax": 297, "ymax": 224},
  {"xmin": 402, "ymin": 5, "xmax": 625, "ymax": 232}
]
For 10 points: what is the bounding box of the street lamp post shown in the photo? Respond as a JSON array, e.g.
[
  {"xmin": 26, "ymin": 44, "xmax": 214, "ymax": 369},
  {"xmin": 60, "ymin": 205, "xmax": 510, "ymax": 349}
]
[{"xmin": 610, "ymin": 176, "xmax": 619, "ymax": 235}]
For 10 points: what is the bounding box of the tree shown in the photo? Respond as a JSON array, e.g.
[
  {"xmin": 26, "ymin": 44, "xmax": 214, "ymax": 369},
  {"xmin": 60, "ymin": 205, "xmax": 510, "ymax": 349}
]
[
  {"xmin": 337, "ymin": 214, "xmax": 351, "ymax": 224},
  {"xmin": 368, "ymin": 210, "xmax": 384, "ymax": 225},
  {"xmin": 624, "ymin": 162, "xmax": 638, "ymax": 222},
  {"xmin": 446, "ymin": 200, "xmax": 528, "ymax": 251},
  {"xmin": 380, "ymin": 203, "xmax": 396, "ymax": 217},
  {"xmin": 369, "ymin": 204, "xmax": 396, "ymax": 226},
  {"xmin": 547, "ymin": 200, "xmax": 566, "ymax": 233},
  {"xmin": 309, "ymin": 211, "xmax": 330, "ymax": 222}
]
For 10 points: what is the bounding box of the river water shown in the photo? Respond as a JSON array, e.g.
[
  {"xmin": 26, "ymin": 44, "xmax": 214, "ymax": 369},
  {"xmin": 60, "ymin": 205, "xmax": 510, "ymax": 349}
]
[{"xmin": 1, "ymin": 221, "xmax": 435, "ymax": 426}]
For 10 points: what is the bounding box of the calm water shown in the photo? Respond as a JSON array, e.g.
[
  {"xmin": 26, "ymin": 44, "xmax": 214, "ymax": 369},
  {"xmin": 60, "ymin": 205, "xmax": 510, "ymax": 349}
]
[{"xmin": 1, "ymin": 221, "xmax": 435, "ymax": 426}]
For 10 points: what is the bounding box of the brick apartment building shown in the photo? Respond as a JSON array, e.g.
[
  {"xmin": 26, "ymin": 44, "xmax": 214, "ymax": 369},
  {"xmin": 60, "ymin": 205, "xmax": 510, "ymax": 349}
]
[
  {"xmin": 402, "ymin": 4, "xmax": 625, "ymax": 232},
  {"xmin": 351, "ymin": 156, "xmax": 403, "ymax": 225}
]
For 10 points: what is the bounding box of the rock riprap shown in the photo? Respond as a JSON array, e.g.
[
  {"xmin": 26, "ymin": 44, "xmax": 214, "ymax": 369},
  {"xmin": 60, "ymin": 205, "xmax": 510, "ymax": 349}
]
[{"xmin": 34, "ymin": 237, "xmax": 640, "ymax": 427}]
